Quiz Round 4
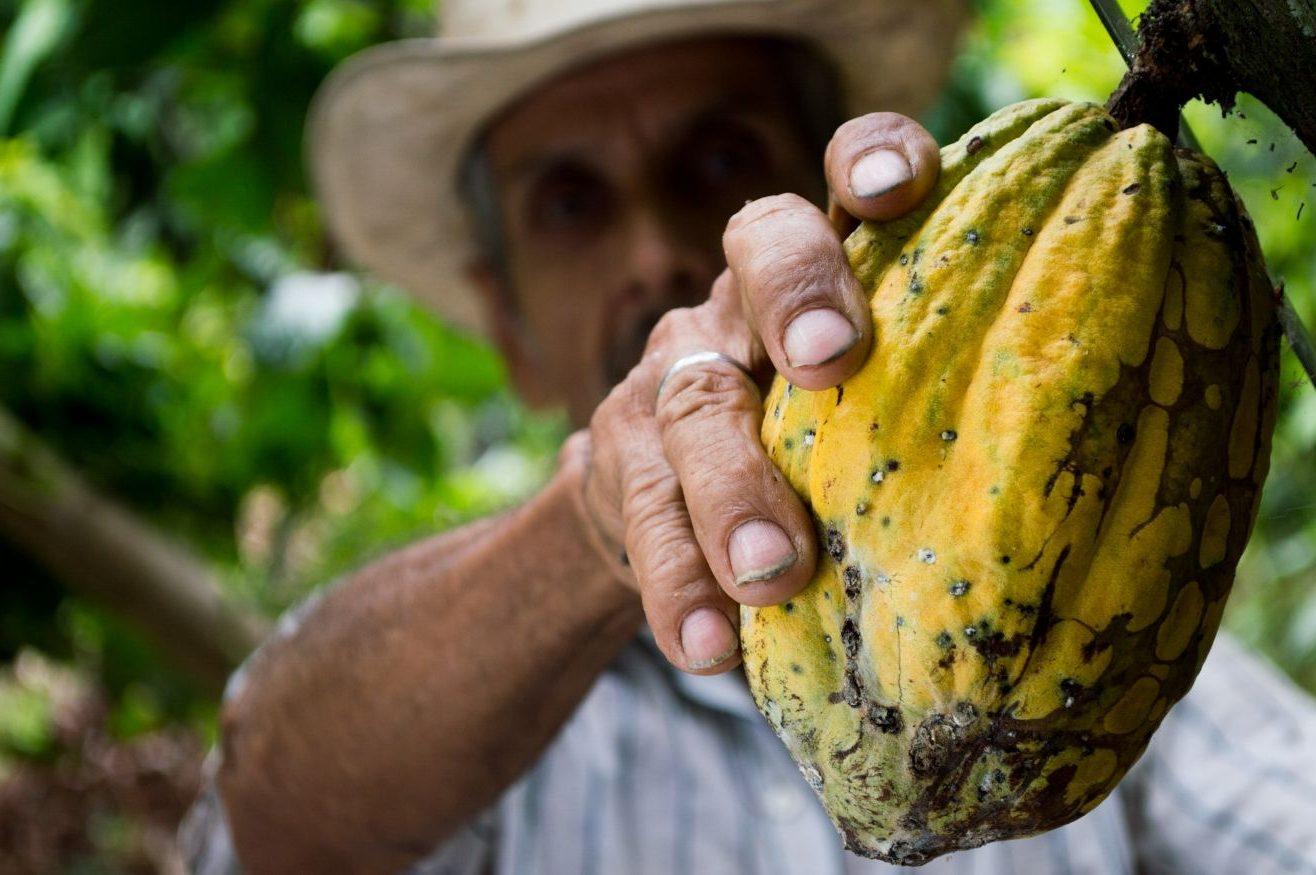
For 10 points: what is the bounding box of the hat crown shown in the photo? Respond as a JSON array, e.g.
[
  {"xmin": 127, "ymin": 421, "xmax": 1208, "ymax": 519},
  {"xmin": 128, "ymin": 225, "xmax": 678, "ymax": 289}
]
[{"xmin": 439, "ymin": 0, "xmax": 772, "ymax": 42}]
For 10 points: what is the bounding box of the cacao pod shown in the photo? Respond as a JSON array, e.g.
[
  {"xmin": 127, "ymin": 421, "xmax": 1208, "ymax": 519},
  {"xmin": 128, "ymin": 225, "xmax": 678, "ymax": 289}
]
[{"xmin": 741, "ymin": 98, "xmax": 1281, "ymax": 865}]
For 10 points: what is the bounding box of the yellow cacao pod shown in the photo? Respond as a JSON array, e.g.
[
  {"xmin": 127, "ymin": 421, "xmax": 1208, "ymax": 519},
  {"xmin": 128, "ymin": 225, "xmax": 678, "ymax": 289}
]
[{"xmin": 741, "ymin": 98, "xmax": 1281, "ymax": 865}]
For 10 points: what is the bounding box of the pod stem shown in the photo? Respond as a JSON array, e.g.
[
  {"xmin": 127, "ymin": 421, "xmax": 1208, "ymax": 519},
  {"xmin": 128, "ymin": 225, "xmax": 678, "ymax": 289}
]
[{"xmin": 1105, "ymin": 0, "xmax": 1237, "ymax": 138}]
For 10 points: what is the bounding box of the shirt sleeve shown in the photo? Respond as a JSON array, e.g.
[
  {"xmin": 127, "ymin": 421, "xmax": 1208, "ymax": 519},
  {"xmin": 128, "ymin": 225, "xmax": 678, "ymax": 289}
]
[{"xmin": 1120, "ymin": 632, "xmax": 1316, "ymax": 875}]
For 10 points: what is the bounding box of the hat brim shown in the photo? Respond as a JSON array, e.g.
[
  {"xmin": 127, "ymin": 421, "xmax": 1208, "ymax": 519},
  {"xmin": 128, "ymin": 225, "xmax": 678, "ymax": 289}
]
[{"xmin": 309, "ymin": 0, "xmax": 967, "ymax": 334}]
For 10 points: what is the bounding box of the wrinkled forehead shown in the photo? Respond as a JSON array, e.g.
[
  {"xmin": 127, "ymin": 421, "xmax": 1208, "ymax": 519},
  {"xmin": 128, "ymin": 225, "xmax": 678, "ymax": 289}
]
[{"xmin": 483, "ymin": 36, "xmax": 804, "ymax": 176}]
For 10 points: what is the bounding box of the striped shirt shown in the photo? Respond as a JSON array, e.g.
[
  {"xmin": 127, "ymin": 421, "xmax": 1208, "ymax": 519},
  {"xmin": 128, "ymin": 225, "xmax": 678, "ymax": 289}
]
[{"xmin": 181, "ymin": 626, "xmax": 1316, "ymax": 874}]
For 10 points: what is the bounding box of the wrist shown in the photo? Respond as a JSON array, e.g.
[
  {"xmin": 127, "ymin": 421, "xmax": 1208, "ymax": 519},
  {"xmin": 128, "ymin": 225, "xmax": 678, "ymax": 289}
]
[{"xmin": 552, "ymin": 431, "xmax": 636, "ymax": 597}]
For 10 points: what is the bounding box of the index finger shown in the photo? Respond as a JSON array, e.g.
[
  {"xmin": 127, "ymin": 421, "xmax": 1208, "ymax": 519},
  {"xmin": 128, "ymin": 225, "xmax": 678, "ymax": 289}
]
[{"xmin": 826, "ymin": 112, "xmax": 941, "ymax": 222}]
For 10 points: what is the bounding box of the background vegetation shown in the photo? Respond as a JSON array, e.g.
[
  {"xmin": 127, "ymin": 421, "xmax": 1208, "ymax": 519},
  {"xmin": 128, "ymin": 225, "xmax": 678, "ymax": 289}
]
[{"xmin": 0, "ymin": 0, "xmax": 1312, "ymax": 869}]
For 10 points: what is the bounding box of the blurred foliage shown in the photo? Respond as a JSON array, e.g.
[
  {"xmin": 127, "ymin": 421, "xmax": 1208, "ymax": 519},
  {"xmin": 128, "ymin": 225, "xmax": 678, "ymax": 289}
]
[
  {"xmin": 0, "ymin": 0, "xmax": 564, "ymax": 750},
  {"xmin": 0, "ymin": 0, "xmax": 1314, "ymax": 836}
]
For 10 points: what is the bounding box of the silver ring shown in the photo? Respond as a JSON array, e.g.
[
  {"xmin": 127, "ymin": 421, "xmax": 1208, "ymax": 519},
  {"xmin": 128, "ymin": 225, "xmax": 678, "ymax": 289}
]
[{"xmin": 655, "ymin": 351, "xmax": 756, "ymax": 405}]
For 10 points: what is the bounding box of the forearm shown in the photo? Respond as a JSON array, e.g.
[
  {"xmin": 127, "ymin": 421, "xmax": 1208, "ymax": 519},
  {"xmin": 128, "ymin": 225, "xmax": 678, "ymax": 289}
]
[{"xmin": 216, "ymin": 461, "xmax": 642, "ymax": 873}]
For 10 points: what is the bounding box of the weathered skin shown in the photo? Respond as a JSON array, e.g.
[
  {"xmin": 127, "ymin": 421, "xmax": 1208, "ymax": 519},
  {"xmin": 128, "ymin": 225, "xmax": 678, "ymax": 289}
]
[{"xmin": 740, "ymin": 99, "xmax": 1281, "ymax": 865}]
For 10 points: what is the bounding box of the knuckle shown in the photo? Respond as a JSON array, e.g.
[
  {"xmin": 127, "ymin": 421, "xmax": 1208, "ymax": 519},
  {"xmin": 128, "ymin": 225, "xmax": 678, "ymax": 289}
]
[
  {"xmin": 725, "ymin": 193, "xmax": 812, "ymax": 242},
  {"xmin": 625, "ymin": 458, "xmax": 683, "ymax": 521},
  {"xmin": 649, "ymin": 307, "xmax": 696, "ymax": 348},
  {"xmin": 656, "ymin": 368, "xmax": 757, "ymax": 433}
]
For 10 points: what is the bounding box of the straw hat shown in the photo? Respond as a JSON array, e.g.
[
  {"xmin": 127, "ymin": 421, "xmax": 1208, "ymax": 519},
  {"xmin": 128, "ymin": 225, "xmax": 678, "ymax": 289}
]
[{"xmin": 308, "ymin": 0, "xmax": 967, "ymax": 335}]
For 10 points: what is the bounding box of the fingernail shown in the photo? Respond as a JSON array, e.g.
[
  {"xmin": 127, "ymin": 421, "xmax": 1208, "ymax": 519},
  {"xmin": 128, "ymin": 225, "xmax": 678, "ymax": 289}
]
[
  {"xmin": 681, "ymin": 608, "xmax": 738, "ymax": 670},
  {"xmin": 850, "ymin": 149, "xmax": 912, "ymax": 199},
  {"xmin": 730, "ymin": 520, "xmax": 798, "ymax": 585},
  {"xmin": 784, "ymin": 309, "xmax": 859, "ymax": 368}
]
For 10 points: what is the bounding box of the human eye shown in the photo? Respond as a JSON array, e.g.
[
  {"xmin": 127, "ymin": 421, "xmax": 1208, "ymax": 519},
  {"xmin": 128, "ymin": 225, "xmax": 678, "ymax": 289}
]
[
  {"xmin": 526, "ymin": 163, "xmax": 613, "ymax": 237},
  {"xmin": 683, "ymin": 119, "xmax": 771, "ymax": 194}
]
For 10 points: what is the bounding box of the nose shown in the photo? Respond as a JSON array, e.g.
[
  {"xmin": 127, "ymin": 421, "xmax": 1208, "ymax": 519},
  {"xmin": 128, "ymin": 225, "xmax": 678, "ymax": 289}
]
[{"xmin": 624, "ymin": 208, "xmax": 716, "ymax": 310}]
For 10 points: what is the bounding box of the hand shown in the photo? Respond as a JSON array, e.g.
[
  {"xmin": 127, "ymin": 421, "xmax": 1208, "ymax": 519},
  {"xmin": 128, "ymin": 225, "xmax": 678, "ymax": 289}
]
[{"xmin": 577, "ymin": 113, "xmax": 941, "ymax": 674}]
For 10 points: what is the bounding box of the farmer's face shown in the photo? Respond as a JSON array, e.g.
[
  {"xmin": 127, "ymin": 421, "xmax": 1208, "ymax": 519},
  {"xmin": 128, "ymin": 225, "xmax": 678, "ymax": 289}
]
[{"xmin": 474, "ymin": 38, "xmax": 826, "ymax": 425}]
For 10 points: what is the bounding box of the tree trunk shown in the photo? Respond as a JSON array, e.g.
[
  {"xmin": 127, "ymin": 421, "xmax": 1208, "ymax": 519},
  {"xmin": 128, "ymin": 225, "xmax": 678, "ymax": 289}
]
[
  {"xmin": 1108, "ymin": 0, "xmax": 1316, "ymax": 154},
  {"xmin": 0, "ymin": 406, "xmax": 269, "ymax": 695}
]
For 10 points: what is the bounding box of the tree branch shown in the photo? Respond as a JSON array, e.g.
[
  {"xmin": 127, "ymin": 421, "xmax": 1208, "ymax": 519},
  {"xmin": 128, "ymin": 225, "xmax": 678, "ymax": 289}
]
[
  {"xmin": 0, "ymin": 406, "xmax": 269, "ymax": 694},
  {"xmin": 1108, "ymin": 0, "xmax": 1316, "ymax": 154}
]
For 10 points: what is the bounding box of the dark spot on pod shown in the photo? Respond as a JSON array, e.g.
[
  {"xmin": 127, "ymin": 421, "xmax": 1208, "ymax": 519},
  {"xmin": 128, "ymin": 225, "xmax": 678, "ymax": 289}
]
[
  {"xmin": 887, "ymin": 459, "xmax": 901, "ymax": 472},
  {"xmin": 966, "ymin": 135, "xmax": 984, "ymax": 155},
  {"xmin": 842, "ymin": 669, "xmax": 863, "ymax": 707},
  {"xmin": 783, "ymin": 438, "xmax": 794, "ymax": 450},
  {"xmin": 1117, "ymin": 422, "xmax": 1136, "ymax": 444},
  {"xmin": 1081, "ymin": 634, "xmax": 1114, "ymax": 662},
  {"xmin": 841, "ymin": 618, "xmax": 861, "ymax": 657},
  {"xmin": 899, "ymin": 253, "xmax": 910, "ymax": 266},
  {"xmin": 936, "ymin": 305, "xmax": 950, "ymax": 316},
  {"xmin": 899, "ymin": 812, "xmax": 926, "ymax": 834},
  {"xmin": 909, "ymin": 713, "xmax": 963, "ymax": 776},
  {"xmin": 969, "ymin": 628, "xmax": 1024, "ymax": 665},
  {"xmin": 941, "ymin": 429, "xmax": 958, "ymax": 442},
  {"xmin": 936, "ymin": 631, "xmax": 954, "ymax": 648},
  {"xmin": 869, "ymin": 421, "xmax": 880, "ymax": 433},
  {"xmin": 1022, "ymin": 227, "xmax": 1034, "ymax": 237},
  {"xmin": 965, "ymin": 229, "xmax": 980, "ymax": 244},
  {"xmin": 823, "ymin": 634, "xmax": 832, "ymax": 643},
  {"xmin": 836, "ymin": 385, "xmax": 844, "ymax": 405},
  {"xmin": 1064, "ymin": 216, "xmax": 1081, "ymax": 225},
  {"xmin": 1101, "ymin": 466, "xmax": 1113, "ymax": 478},
  {"xmin": 989, "ymin": 485, "xmax": 1001, "ymax": 496},
  {"xmin": 855, "ymin": 500, "xmax": 869, "ymax": 516},
  {"xmin": 1123, "ymin": 182, "xmax": 1141, "ymax": 195},
  {"xmin": 868, "ymin": 705, "xmax": 904, "ymax": 734},
  {"xmin": 783, "ymin": 602, "xmax": 795, "ymax": 613},
  {"xmin": 911, "ymin": 248, "xmax": 923, "ymax": 265},
  {"xmin": 828, "ymin": 691, "xmax": 843, "ymax": 704},
  {"xmin": 803, "ymin": 428, "xmax": 815, "ymax": 446},
  {"xmin": 825, "ymin": 526, "xmax": 846, "ymax": 562},
  {"xmin": 953, "ymin": 702, "xmax": 979, "ymax": 726},
  {"xmin": 791, "ymin": 663, "xmax": 803, "ymax": 674},
  {"xmin": 895, "ymin": 616, "xmax": 905, "ymax": 628},
  {"xmin": 1017, "ymin": 301, "xmax": 1034, "ymax": 314},
  {"xmin": 977, "ymin": 768, "xmax": 1007, "ymax": 799},
  {"xmin": 843, "ymin": 565, "xmax": 862, "ymax": 599},
  {"xmin": 881, "ymin": 516, "xmax": 891, "ymax": 528},
  {"xmin": 1059, "ymin": 677, "xmax": 1084, "ymax": 708},
  {"xmin": 1000, "ymin": 555, "xmax": 1011, "ymax": 565},
  {"xmin": 949, "ymin": 579, "xmax": 970, "ymax": 597},
  {"xmin": 909, "ymin": 272, "xmax": 924, "ymax": 295}
]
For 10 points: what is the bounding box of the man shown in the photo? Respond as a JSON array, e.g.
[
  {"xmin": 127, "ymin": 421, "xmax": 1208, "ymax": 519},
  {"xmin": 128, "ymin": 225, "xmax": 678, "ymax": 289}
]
[{"xmin": 183, "ymin": 0, "xmax": 1316, "ymax": 872}]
